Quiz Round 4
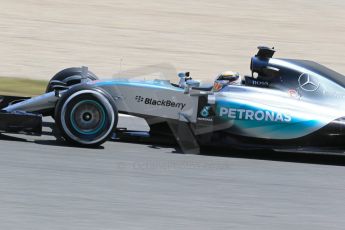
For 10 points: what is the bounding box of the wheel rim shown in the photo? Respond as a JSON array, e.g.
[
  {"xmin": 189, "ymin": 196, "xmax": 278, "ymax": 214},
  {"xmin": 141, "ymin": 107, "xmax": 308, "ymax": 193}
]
[
  {"xmin": 70, "ymin": 100, "xmax": 106, "ymax": 135},
  {"xmin": 60, "ymin": 90, "xmax": 115, "ymax": 145}
]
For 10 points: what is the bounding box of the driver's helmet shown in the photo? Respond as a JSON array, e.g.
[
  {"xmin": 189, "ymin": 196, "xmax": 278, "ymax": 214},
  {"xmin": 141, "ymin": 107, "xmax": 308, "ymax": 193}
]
[{"xmin": 213, "ymin": 71, "xmax": 241, "ymax": 91}]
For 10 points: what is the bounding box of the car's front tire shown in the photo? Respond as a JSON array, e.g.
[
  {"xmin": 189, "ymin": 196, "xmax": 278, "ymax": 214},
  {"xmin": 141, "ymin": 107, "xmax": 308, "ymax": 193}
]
[
  {"xmin": 46, "ymin": 67, "xmax": 99, "ymax": 93},
  {"xmin": 55, "ymin": 87, "xmax": 118, "ymax": 147}
]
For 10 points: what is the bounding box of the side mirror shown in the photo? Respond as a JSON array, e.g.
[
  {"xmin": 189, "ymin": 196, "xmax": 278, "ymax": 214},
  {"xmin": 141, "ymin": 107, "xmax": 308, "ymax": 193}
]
[{"xmin": 184, "ymin": 80, "xmax": 200, "ymax": 94}]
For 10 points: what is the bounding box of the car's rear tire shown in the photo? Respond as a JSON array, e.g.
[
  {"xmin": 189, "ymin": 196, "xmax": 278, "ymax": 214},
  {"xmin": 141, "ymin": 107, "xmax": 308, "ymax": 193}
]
[
  {"xmin": 55, "ymin": 87, "xmax": 118, "ymax": 147},
  {"xmin": 46, "ymin": 67, "xmax": 98, "ymax": 93}
]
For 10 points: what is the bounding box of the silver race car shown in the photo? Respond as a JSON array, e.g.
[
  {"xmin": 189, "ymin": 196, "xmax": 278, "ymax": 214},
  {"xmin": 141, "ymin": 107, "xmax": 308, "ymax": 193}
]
[{"xmin": 1, "ymin": 46, "xmax": 345, "ymax": 154}]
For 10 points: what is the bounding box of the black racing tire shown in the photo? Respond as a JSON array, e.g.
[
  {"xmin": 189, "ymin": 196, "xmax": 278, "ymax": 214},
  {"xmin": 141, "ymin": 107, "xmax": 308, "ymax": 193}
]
[
  {"xmin": 54, "ymin": 86, "xmax": 118, "ymax": 147},
  {"xmin": 46, "ymin": 67, "xmax": 99, "ymax": 93}
]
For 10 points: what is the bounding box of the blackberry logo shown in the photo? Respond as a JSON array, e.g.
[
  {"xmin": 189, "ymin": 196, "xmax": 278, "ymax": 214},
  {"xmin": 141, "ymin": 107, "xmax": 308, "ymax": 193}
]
[
  {"xmin": 135, "ymin": 96, "xmax": 186, "ymax": 110},
  {"xmin": 135, "ymin": 96, "xmax": 144, "ymax": 102}
]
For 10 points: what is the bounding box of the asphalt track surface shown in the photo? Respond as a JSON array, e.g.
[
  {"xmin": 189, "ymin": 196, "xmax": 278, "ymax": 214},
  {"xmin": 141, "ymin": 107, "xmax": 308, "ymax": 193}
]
[{"xmin": 1, "ymin": 116, "xmax": 345, "ymax": 230}]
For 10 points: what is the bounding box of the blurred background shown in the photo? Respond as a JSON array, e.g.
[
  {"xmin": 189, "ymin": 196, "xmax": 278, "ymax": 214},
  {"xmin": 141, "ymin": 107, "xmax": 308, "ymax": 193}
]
[{"xmin": 0, "ymin": 0, "xmax": 344, "ymax": 82}]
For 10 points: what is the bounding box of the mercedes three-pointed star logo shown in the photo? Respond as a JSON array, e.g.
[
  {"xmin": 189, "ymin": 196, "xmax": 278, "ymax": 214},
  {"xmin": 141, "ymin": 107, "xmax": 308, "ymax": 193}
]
[{"xmin": 298, "ymin": 73, "xmax": 320, "ymax": 92}]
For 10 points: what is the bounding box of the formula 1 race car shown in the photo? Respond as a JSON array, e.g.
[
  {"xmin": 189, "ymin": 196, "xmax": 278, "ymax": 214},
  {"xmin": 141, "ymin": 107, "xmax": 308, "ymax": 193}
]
[{"xmin": 1, "ymin": 46, "xmax": 345, "ymax": 154}]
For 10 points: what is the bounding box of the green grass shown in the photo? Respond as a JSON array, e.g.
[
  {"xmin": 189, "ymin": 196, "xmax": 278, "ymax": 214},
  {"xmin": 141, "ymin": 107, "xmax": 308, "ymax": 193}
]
[{"xmin": 0, "ymin": 77, "xmax": 48, "ymax": 96}]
